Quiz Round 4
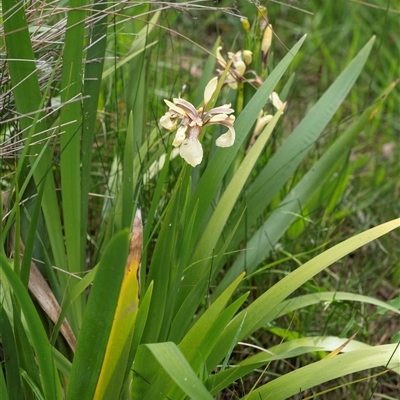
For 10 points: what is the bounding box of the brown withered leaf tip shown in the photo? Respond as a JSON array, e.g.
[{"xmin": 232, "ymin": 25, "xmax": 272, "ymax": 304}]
[{"xmin": 126, "ymin": 208, "xmax": 143, "ymax": 274}]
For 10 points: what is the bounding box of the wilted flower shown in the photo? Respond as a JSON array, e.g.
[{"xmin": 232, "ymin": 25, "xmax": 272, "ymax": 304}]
[
  {"xmin": 269, "ymin": 91, "xmax": 284, "ymax": 111},
  {"xmin": 241, "ymin": 17, "xmax": 250, "ymax": 33},
  {"xmin": 254, "ymin": 110, "xmax": 274, "ymax": 137},
  {"xmin": 242, "ymin": 50, "xmax": 253, "ymax": 66},
  {"xmin": 257, "ymin": 6, "xmax": 268, "ymax": 31},
  {"xmin": 216, "ymin": 46, "xmax": 253, "ymax": 89},
  {"xmin": 261, "ymin": 24, "xmax": 273, "ymax": 55},
  {"xmin": 246, "ymin": 110, "xmax": 273, "ymax": 153},
  {"xmin": 159, "ymin": 77, "xmax": 235, "ymax": 167},
  {"xmin": 247, "ymin": 98, "xmax": 286, "ymax": 154}
]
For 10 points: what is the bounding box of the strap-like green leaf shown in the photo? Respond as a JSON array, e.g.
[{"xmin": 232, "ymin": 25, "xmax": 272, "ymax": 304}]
[
  {"xmin": 66, "ymin": 230, "xmax": 130, "ymax": 400},
  {"xmin": 145, "ymin": 342, "xmax": 214, "ymax": 400},
  {"xmin": 58, "ymin": 0, "xmax": 88, "ymax": 329}
]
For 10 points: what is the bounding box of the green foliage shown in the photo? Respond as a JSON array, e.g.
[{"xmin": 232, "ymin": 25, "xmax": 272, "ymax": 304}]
[{"xmin": 0, "ymin": 1, "xmax": 398, "ymax": 399}]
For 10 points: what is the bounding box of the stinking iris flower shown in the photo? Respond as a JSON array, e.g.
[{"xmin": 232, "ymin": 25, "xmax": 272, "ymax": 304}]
[{"xmin": 159, "ymin": 77, "xmax": 235, "ymax": 167}]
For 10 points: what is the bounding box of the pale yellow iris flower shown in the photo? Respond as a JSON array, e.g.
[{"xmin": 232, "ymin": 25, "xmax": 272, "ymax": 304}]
[{"xmin": 160, "ymin": 77, "xmax": 235, "ymax": 167}]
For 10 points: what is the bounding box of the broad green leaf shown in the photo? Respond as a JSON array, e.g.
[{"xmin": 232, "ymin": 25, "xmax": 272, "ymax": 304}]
[
  {"xmin": 168, "ymin": 207, "xmax": 245, "ymax": 344},
  {"xmin": 81, "ymin": 0, "xmax": 109, "ymax": 269},
  {"xmin": 181, "ymin": 274, "xmax": 245, "ymax": 361},
  {"xmin": 12, "ymin": 310, "xmax": 40, "ymax": 399},
  {"xmin": 66, "ymin": 230, "xmax": 130, "ymax": 400},
  {"xmin": 140, "ymin": 148, "xmax": 172, "ymax": 284},
  {"xmin": 145, "ymin": 342, "xmax": 214, "ymax": 400},
  {"xmin": 209, "ymin": 301, "xmax": 399, "ymax": 393},
  {"xmin": 51, "ymin": 348, "xmax": 72, "ymax": 379},
  {"xmin": 18, "ymin": 371, "xmax": 43, "ymax": 399},
  {"xmin": 265, "ymin": 291, "xmax": 400, "ymax": 321},
  {"xmin": 121, "ymin": 113, "xmax": 136, "ymax": 229},
  {"xmin": 124, "ymin": 13, "xmax": 158, "ymax": 154},
  {"xmin": 2, "ymin": 0, "xmax": 44, "ymax": 134},
  {"xmin": 2, "ymin": 0, "xmax": 67, "ymax": 293},
  {"xmin": 131, "ymin": 345, "xmax": 160, "ymax": 400},
  {"xmin": 142, "ymin": 169, "xmax": 192, "ymax": 343},
  {"xmin": 130, "ymin": 281, "xmax": 154, "ymax": 360},
  {"xmin": 117, "ymin": 283, "xmax": 154, "ymax": 400},
  {"xmin": 19, "ymin": 176, "xmax": 46, "ymax": 289},
  {"xmin": 0, "ymin": 368, "xmax": 10, "ymax": 400},
  {"xmin": 93, "ymin": 212, "xmax": 142, "ymax": 400},
  {"xmin": 168, "ymin": 292, "xmax": 250, "ymax": 400},
  {"xmin": 53, "ymin": 266, "xmax": 98, "ymax": 346}
]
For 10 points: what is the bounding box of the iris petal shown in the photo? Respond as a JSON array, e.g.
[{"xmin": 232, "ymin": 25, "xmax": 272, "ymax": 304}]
[
  {"xmin": 205, "ymin": 104, "xmax": 234, "ymax": 116},
  {"xmin": 160, "ymin": 112, "xmax": 177, "ymax": 131},
  {"xmin": 215, "ymin": 127, "xmax": 235, "ymax": 148},
  {"xmin": 234, "ymin": 60, "xmax": 246, "ymax": 76},
  {"xmin": 269, "ymin": 92, "xmax": 284, "ymax": 111},
  {"xmin": 179, "ymin": 138, "xmax": 203, "ymax": 167},
  {"xmin": 172, "ymin": 125, "xmax": 187, "ymax": 146},
  {"xmin": 164, "ymin": 99, "xmax": 187, "ymax": 116},
  {"xmin": 216, "ymin": 46, "xmax": 227, "ymax": 68},
  {"xmin": 209, "ymin": 114, "xmax": 228, "ymax": 123},
  {"xmin": 204, "ymin": 77, "xmax": 218, "ymax": 105},
  {"xmin": 173, "ymin": 98, "xmax": 198, "ymax": 119}
]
